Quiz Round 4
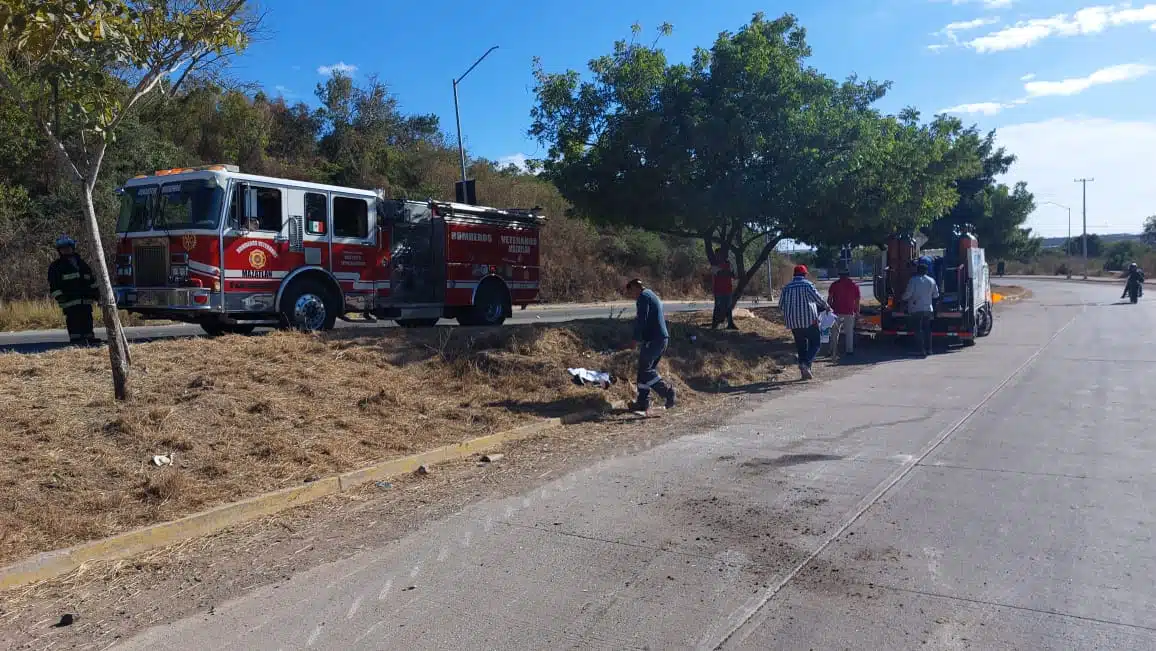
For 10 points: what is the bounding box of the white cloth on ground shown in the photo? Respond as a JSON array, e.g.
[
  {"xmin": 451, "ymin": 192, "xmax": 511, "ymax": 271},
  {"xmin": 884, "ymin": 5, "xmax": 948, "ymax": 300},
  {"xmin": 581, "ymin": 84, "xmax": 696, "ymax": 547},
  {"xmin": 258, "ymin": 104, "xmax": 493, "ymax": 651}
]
[{"xmin": 567, "ymin": 367, "xmax": 612, "ymax": 388}]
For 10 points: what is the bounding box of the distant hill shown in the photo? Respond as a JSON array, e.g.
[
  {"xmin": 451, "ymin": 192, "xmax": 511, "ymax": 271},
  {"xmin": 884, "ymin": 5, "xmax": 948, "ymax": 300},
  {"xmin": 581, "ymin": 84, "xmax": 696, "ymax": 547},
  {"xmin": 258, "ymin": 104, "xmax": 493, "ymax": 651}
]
[{"xmin": 1041, "ymin": 233, "xmax": 1142, "ymax": 249}]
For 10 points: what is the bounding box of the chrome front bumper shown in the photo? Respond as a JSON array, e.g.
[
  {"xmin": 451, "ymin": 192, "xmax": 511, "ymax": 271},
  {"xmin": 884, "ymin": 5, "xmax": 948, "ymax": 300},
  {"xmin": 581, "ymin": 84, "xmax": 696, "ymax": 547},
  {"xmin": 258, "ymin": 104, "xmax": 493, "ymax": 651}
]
[{"xmin": 115, "ymin": 286, "xmax": 223, "ymax": 311}]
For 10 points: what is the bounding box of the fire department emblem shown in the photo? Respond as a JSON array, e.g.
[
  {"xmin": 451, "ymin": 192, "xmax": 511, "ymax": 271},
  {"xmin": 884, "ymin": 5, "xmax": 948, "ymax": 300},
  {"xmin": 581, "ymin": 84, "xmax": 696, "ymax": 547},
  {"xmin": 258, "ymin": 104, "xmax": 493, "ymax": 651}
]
[
  {"xmin": 249, "ymin": 249, "xmax": 267, "ymax": 269},
  {"xmin": 182, "ymin": 234, "xmax": 196, "ymax": 250}
]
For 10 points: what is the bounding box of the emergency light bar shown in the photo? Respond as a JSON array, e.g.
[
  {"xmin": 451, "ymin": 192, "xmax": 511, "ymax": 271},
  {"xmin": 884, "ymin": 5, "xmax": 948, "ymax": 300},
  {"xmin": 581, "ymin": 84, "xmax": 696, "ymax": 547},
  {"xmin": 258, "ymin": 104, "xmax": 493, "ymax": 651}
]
[{"xmin": 134, "ymin": 164, "xmax": 240, "ymax": 179}]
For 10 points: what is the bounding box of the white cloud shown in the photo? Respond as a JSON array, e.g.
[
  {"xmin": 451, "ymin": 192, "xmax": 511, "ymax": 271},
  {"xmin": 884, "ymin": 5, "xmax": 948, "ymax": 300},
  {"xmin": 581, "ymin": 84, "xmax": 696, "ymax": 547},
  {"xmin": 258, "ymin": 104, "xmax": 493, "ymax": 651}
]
[
  {"xmin": 274, "ymin": 85, "xmax": 294, "ymax": 96},
  {"xmin": 940, "ymin": 101, "xmax": 1010, "ymax": 115},
  {"xmin": 1024, "ymin": 63, "xmax": 1154, "ymax": 97},
  {"xmin": 497, "ymin": 153, "xmax": 531, "ymax": 171},
  {"xmin": 943, "ymin": 17, "xmax": 1001, "ymax": 32},
  {"xmin": 317, "ymin": 61, "xmax": 357, "ymax": 76},
  {"xmin": 934, "ymin": 16, "xmax": 1001, "ymax": 44},
  {"xmin": 998, "ymin": 118, "xmax": 1156, "ymax": 236},
  {"xmin": 941, "ymin": 62, "xmax": 1151, "ymax": 116},
  {"xmin": 966, "ymin": 4, "xmax": 1156, "ymax": 53}
]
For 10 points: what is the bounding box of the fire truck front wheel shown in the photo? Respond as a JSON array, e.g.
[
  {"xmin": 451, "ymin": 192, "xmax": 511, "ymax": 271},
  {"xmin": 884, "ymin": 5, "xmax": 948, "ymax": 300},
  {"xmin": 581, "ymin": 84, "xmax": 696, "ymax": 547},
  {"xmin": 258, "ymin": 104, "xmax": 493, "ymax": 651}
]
[{"xmin": 280, "ymin": 279, "xmax": 339, "ymax": 332}]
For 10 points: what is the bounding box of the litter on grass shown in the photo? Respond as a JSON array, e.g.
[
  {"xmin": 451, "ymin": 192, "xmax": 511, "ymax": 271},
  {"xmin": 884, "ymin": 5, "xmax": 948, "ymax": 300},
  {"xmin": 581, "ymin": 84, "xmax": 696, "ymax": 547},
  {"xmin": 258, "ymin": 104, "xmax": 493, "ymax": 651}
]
[{"xmin": 568, "ymin": 367, "xmax": 614, "ymax": 389}]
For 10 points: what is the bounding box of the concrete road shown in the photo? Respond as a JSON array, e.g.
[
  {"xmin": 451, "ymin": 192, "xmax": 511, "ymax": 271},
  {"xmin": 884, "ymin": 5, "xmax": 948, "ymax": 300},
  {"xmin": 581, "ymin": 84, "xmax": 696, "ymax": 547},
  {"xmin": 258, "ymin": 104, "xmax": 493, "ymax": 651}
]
[
  {"xmin": 113, "ymin": 278, "xmax": 1156, "ymax": 650},
  {"xmin": 0, "ymin": 300, "xmax": 762, "ymax": 354}
]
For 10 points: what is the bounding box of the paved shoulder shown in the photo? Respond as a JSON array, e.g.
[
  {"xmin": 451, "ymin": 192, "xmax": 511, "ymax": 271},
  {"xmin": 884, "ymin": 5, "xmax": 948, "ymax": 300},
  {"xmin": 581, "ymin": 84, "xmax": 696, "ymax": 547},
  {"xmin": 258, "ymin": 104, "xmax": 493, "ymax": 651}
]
[{"xmin": 110, "ymin": 280, "xmax": 1156, "ymax": 650}]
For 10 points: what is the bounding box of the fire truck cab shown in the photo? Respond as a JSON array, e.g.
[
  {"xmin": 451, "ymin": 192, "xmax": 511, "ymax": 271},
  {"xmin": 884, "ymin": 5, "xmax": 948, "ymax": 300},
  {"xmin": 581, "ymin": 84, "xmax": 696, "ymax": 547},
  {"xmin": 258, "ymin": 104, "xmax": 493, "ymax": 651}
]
[{"xmin": 113, "ymin": 165, "xmax": 544, "ymax": 334}]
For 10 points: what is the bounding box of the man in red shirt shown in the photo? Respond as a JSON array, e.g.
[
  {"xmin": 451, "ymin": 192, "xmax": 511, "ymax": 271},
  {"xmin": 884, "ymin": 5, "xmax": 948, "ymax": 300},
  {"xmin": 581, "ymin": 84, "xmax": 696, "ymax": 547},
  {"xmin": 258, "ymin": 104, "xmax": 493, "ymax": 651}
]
[
  {"xmin": 711, "ymin": 249, "xmax": 737, "ymax": 330},
  {"xmin": 826, "ymin": 266, "xmax": 861, "ymax": 358}
]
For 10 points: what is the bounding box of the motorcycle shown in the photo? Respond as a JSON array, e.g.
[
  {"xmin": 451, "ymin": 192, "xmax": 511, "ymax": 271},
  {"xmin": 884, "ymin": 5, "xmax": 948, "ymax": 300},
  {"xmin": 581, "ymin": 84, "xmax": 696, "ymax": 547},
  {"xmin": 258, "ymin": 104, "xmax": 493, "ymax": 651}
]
[{"xmin": 1126, "ymin": 280, "xmax": 1142, "ymax": 304}]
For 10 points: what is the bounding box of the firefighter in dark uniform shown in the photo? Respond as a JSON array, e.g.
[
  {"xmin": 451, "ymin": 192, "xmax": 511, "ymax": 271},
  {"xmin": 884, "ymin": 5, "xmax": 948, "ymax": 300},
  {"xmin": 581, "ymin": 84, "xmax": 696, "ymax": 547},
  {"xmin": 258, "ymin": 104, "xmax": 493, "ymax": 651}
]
[{"xmin": 48, "ymin": 235, "xmax": 102, "ymax": 346}]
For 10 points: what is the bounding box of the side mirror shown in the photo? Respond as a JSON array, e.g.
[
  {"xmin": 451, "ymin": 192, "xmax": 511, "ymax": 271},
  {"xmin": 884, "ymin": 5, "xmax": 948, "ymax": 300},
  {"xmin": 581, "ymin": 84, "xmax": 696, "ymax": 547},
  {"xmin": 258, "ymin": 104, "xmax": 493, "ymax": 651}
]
[
  {"xmin": 230, "ymin": 184, "xmax": 260, "ymax": 231},
  {"xmin": 229, "ymin": 183, "xmax": 247, "ymax": 231}
]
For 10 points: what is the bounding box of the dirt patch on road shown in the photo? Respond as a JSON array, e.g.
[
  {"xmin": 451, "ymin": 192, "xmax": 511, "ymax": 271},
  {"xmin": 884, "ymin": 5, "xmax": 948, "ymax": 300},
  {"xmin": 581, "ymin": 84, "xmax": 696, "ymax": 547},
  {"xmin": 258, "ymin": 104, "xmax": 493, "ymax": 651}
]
[{"xmin": 0, "ymin": 311, "xmax": 794, "ymax": 565}]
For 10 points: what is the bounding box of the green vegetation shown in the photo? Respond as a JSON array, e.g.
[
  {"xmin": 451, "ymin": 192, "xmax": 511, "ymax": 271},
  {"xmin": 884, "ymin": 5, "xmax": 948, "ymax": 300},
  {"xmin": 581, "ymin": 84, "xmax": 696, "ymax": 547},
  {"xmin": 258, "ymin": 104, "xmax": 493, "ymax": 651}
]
[
  {"xmin": 529, "ymin": 14, "xmax": 980, "ymax": 303},
  {"xmin": 528, "ymin": 14, "xmax": 1052, "ymax": 301},
  {"xmin": 1, "ymin": 0, "xmax": 257, "ymax": 399}
]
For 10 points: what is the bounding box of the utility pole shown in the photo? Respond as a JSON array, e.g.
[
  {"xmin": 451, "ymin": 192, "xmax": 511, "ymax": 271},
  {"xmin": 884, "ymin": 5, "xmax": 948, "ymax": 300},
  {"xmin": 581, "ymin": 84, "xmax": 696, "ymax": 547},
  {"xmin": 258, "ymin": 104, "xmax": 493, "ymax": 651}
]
[
  {"xmin": 1074, "ymin": 178, "xmax": 1094, "ymax": 279},
  {"xmin": 453, "ymin": 46, "xmax": 499, "ymax": 200}
]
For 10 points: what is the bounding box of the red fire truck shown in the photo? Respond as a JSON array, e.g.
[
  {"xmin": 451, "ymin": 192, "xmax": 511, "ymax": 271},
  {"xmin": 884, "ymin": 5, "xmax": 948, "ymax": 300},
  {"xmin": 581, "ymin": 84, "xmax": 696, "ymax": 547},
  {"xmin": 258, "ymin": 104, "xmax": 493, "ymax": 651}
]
[{"xmin": 113, "ymin": 165, "xmax": 545, "ymax": 334}]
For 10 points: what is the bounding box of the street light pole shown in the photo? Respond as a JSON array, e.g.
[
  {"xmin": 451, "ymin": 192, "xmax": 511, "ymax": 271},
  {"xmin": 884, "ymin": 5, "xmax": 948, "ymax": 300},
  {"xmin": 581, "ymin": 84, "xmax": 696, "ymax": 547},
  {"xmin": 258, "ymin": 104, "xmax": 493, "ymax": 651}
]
[
  {"xmin": 1074, "ymin": 178, "xmax": 1094, "ymax": 279},
  {"xmin": 453, "ymin": 45, "xmax": 499, "ymax": 188}
]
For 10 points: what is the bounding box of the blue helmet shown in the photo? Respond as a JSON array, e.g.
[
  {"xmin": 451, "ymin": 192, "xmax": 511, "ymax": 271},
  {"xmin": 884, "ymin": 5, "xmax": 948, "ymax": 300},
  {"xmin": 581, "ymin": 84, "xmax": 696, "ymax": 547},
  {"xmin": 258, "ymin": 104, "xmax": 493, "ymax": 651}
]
[{"xmin": 54, "ymin": 235, "xmax": 77, "ymax": 249}]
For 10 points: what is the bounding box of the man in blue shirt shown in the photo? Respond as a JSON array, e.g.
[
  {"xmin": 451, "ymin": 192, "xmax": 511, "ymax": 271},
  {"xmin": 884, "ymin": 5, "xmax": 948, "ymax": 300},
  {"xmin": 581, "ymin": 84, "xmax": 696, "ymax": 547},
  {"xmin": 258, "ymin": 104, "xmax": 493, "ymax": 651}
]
[
  {"xmin": 625, "ymin": 278, "xmax": 675, "ymax": 415},
  {"xmin": 902, "ymin": 260, "xmax": 939, "ymax": 357}
]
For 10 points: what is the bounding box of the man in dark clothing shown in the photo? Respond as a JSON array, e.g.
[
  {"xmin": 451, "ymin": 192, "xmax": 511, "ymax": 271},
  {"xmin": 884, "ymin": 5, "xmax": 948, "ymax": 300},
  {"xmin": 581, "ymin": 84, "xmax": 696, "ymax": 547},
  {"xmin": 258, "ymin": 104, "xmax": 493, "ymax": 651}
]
[
  {"xmin": 1122, "ymin": 263, "xmax": 1144, "ymax": 299},
  {"xmin": 710, "ymin": 250, "xmax": 737, "ymax": 330},
  {"xmin": 48, "ymin": 235, "xmax": 102, "ymax": 346},
  {"xmin": 625, "ymin": 278, "xmax": 675, "ymax": 415}
]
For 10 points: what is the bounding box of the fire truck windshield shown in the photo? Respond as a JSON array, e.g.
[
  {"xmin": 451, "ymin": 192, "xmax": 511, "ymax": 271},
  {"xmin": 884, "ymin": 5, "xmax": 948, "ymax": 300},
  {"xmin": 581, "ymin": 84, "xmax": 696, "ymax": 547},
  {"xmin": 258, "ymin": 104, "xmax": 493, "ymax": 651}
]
[{"xmin": 117, "ymin": 180, "xmax": 224, "ymax": 232}]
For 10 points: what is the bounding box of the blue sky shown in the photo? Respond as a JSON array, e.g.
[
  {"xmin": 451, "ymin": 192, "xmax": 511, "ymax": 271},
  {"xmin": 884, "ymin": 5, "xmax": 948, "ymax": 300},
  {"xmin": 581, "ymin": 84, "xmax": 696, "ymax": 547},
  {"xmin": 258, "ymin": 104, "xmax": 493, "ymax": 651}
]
[{"xmin": 235, "ymin": 0, "xmax": 1156, "ymax": 237}]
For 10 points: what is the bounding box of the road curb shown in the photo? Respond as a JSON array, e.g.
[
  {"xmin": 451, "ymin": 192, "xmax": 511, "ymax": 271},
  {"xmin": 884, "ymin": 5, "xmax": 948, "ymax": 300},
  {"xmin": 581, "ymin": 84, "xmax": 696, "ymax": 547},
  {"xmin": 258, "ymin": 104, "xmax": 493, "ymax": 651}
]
[{"xmin": 0, "ymin": 403, "xmax": 622, "ymax": 592}]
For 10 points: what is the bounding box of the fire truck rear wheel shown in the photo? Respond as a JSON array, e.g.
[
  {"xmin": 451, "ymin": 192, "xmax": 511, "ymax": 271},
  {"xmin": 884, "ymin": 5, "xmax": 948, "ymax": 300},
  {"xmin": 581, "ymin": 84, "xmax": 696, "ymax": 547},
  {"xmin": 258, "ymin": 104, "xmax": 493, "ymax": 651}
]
[
  {"xmin": 459, "ymin": 282, "xmax": 509, "ymax": 327},
  {"xmin": 280, "ymin": 279, "xmax": 338, "ymax": 332}
]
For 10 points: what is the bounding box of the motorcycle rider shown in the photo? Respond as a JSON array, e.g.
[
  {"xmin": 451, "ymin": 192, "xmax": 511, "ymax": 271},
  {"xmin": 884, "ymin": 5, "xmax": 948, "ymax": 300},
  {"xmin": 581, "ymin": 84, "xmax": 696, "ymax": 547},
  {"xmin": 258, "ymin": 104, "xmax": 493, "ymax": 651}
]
[{"xmin": 1122, "ymin": 262, "xmax": 1144, "ymax": 299}]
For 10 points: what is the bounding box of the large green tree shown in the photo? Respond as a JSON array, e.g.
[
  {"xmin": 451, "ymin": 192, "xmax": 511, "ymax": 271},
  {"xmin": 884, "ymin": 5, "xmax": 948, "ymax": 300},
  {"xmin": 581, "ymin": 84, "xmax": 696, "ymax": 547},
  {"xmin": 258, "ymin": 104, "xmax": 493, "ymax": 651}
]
[
  {"xmin": 0, "ymin": 0, "xmax": 257, "ymax": 400},
  {"xmin": 529, "ymin": 13, "xmax": 972, "ymax": 300},
  {"xmin": 925, "ymin": 129, "xmax": 1041, "ymax": 261}
]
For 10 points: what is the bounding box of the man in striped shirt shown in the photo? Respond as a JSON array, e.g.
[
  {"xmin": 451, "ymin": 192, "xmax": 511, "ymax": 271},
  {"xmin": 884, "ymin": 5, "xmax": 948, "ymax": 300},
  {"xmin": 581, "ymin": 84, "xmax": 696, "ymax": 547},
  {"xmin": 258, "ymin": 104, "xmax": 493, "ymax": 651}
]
[{"xmin": 778, "ymin": 265, "xmax": 830, "ymax": 380}]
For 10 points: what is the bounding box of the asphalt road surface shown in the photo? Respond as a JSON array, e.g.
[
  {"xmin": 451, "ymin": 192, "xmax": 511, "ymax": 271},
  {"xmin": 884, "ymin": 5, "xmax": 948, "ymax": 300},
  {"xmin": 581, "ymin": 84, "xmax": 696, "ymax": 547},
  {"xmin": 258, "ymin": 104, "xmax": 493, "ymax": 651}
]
[
  {"xmin": 0, "ymin": 299, "xmax": 762, "ymax": 354},
  {"xmin": 103, "ymin": 277, "xmax": 1156, "ymax": 650}
]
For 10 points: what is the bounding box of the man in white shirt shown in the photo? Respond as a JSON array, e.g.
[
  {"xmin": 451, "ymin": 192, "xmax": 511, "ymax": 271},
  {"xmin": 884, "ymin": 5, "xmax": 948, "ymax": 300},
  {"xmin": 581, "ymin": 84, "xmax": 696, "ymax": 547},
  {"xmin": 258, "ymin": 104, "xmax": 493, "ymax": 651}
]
[{"xmin": 901, "ymin": 260, "xmax": 939, "ymax": 357}]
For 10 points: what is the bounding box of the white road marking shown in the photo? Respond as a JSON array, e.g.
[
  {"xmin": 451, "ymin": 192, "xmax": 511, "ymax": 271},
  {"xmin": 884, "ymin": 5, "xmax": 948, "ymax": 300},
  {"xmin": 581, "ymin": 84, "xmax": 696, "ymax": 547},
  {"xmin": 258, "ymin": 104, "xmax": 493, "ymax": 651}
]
[{"xmin": 704, "ymin": 313, "xmax": 1080, "ymax": 650}]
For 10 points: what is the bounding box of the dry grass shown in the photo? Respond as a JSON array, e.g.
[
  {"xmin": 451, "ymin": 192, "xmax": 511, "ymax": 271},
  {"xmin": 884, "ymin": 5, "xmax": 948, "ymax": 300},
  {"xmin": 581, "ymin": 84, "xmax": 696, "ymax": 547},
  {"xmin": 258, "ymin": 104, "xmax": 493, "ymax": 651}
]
[
  {"xmin": 0, "ymin": 310, "xmax": 793, "ymax": 564},
  {"xmin": 0, "ymin": 298, "xmax": 155, "ymax": 332}
]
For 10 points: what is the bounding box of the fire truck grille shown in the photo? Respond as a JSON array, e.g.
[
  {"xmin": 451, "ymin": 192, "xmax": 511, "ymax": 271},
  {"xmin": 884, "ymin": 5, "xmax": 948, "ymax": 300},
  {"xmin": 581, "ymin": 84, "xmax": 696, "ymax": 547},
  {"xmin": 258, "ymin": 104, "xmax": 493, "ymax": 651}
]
[{"xmin": 133, "ymin": 244, "xmax": 169, "ymax": 287}]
